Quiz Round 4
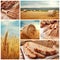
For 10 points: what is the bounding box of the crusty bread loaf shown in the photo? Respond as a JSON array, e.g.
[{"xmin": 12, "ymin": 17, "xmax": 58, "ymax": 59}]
[
  {"xmin": 1, "ymin": 1, "xmax": 19, "ymax": 19},
  {"xmin": 24, "ymin": 42, "xmax": 57, "ymax": 57},
  {"xmin": 24, "ymin": 42, "xmax": 45, "ymax": 59},
  {"xmin": 7, "ymin": 8, "xmax": 19, "ymax": 19},
  {"xmin": 41, "ymin": 20, "xmax": 59, "ymax": 39},
  {"xmin": 35, "ymin": 47, "xmax": 57, "ymax": 56},
  {"xmin": 21, "ymin": 32, "xmax": 30, "ymax": 39},
  {"xmin": 30, "ymin": 42, "xmax": 57, "ymax": 56},
  {"xmin": 1, "ymin": 1, "xmax": 17, "ymax": 10},
  {"xmin": 22, "ymin": 24, "xmax": 36, "ymax": 38},
  {"xmin": 21, "ymin": 24, "xmax": 39, "ymax": 39}
]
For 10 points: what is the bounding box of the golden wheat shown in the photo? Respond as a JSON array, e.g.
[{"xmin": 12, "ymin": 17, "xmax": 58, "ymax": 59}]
[
  {"xmin": 1, "ymin": 32, "xmax": 19, "ymax": 59},
  {"xmin": 21, "ymin": 10, "xmax": 59, "ymax": 19}
]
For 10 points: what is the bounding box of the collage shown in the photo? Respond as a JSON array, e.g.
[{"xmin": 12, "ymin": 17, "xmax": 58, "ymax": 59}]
[{"xmin": 0, "ymin": 0, "xmax": 60, "ymax": 60}]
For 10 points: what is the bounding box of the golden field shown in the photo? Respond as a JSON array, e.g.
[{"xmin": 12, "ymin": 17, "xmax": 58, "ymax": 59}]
[
  {"xmin": 21, "ymin": 10, "xmax": 59, "ymax": 19},
  {"xmin": 1, "ymin": 32, "xmax": 19, "ymax": 59}
]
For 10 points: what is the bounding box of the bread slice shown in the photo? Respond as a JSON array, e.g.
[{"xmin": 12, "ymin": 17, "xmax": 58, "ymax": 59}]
[
  {"xmin": 35, "ymin": 47, "xmax": 57, "ymax": 56},
  {"xmin": 23, "ymin": 47, "xmax": 36, "ymax": 59},
  {"xmin": 26, "ymin": 46, "xmax": 45, "ymax": 58},
  {"xmin": 24, "ymin": 42, "xmax": 45, "ymax": 59},
  {"xmin": 25, "ymin": 42, "xmax": 57, "ymax": 56}
]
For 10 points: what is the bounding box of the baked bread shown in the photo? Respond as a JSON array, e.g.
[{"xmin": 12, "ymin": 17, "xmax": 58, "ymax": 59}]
[
  {"xmin": 1, "ymin": 1, "xmax": 19, "ymax": 19},
  {"xmin": 23, "ymin": 47, "xmax": 36, "ymax": 59},
  {"xmin": 23, "ymin": 42, "xmax": 57, "ymax": 59},
  {"xmin": 1, "ymin": 1, "xmax": 17, "ymax": 10},
  {"xmin": 41, "ymin": 20, "xmax": 59, "ymax": 39},
  {"xmin": 24, "ymin": 42, "xmax": 45, "ymax": 59},
  {"xmin": 21, "ymin": 24, "xmax": 39, "ymax": 39},
  {"xmin": 26, "ymin": 46, "xmax": 45, "ymax": 58},
  {"xmin": 7, "ymin": 8, "xmax": 19, "ymax": 19}
]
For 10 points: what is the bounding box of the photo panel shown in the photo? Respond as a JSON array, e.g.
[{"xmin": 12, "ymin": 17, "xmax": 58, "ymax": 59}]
[
  {"xmin": 21, "ymin": 0, "xmax": 59, "ymax": 19},
  {"xmin": 40, "ymin": 19, "xmax": 59, "ymax": 40},
  {"xmin": 20, "ymin": 40, "xmax": 59, "ymax": 59},
  {"xmin": 20, "ymin": 20, "xmax": 40, "ymax": 41},
  {"xmin": 1, "ymin": 20, "xmax": 19, "ymax": 59},
  {"xmin": 1, "ymin": 1, "xmax": 19, "ymax": 19}
]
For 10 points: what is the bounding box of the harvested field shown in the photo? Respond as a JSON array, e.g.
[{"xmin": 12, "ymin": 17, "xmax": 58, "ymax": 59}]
[{"xmin": 21, "ymin": 10, "xmax": 59, "ymax": 19}]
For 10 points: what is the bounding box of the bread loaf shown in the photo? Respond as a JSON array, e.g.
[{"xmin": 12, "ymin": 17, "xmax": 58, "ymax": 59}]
[
  {"xmin": 21, "ymin": 24, "xmax": 39, "ymax": 39},
  {"xmin": 24, "ymin": 42, "xmax": 57, "ymax": 57},
  {"xmin": 1, "ymin": 1, "xmax": 17, "ymax": 10}
]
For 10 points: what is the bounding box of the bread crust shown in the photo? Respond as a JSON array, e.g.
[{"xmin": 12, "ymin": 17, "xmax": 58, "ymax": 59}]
[{"xmin": 24, "ymin": 42, "xmax": 57, "ymax": 59}]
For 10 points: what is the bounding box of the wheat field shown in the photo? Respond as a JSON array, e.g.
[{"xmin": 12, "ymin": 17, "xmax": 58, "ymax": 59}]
[
  {"xmin": 1, "ymin": 32, "xmax": 19, "ymax": 59},
  {"xmin": 21, "ymin": 10, "xmax": 59, "ymax": 19}
]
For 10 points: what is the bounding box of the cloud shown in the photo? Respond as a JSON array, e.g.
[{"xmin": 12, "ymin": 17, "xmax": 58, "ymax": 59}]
[
  {"xmin": 1, "ymin": 20, "xmax": 19, "ymax": 37},
  {"xmin": 21, "ymin": 1, "xmax": 59, "ymax": 8},
  {"xmin": 21, "ymin": 0, "xmax": 59, "ymax": 1}
]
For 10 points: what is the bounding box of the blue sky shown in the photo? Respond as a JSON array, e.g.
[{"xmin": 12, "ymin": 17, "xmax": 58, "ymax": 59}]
[
  {"xmin": 20, "ymin": 20, "xmax": 40, "ymax": 30},
  {"xmin": 1, "ymin": 20, "xmax": 19, "ymax": 37},
  {"xmin": 21, "ymin": 0, "xmax": 59, "ymax": 1},
  {"xmin": 21, "ymin": 0, "xmax": 59, "ymax": 8}
]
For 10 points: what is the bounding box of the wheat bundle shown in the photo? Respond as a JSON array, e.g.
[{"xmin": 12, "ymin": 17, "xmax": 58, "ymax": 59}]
[
  {"xmin": 1, "ymin": 31, "xmax": 19, "ymax": 59},
  {"xmin": 48, "ymin": 10, "xmax": 56, "ymax": 17},
  {"xmin": 23, "ymin": 9, "xmax": 27, "ymax": 12}
]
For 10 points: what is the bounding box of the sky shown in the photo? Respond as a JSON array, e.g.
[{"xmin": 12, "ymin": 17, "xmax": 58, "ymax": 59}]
[
  {"xmin": 21, "ymin": 0, "xmax": 59, "ymax": 8},
  {"xmin": 1, "ymin": 20, "xmax": 19, "ymax": 37},
  {"xmin": 21, "ymin": 0, "xmax": 59, "ymax": 1},
  {"xmin": 20, "ymin": 20, "xmax": 40, "ymax": 30}
]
